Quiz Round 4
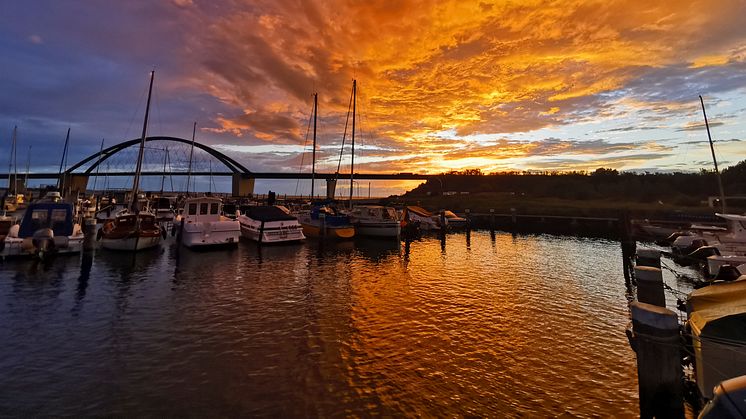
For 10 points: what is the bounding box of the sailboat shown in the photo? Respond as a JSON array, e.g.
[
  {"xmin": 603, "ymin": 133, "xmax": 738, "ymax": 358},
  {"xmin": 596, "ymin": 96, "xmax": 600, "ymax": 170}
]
[
  {"xmin": 3, "ymin": 126, "xmax": 20, "ymax": 212},
  {"xmin": 296, "ymin": 90, "xmax": 355, "ymax": 239},
  {"xmin": 99, "ymin": 71, "xmax": 163, "ymax": 251}
]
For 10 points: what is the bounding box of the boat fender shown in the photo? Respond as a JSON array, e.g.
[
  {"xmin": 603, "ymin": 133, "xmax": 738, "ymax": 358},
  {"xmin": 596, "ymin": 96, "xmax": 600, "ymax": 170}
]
[{"xmin": 714, "ymin": 265, "xmax": 742, "ymax": 282}]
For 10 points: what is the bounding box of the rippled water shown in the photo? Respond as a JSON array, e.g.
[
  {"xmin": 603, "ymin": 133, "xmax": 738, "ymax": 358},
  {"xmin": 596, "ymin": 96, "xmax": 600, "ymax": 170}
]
[{"xmin": 0, "ymin": 232, "xmax": 638, "ymax": 417}]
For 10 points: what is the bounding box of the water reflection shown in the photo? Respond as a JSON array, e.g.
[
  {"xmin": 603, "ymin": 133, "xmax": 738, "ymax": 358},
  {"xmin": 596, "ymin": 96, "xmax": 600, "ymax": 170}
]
[{"xmin": 0, "ymin": 232, "xmax": 639, "ymax": 416}]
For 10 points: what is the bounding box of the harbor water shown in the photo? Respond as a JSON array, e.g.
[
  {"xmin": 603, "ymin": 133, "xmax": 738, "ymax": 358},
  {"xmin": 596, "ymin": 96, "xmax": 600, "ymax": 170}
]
[{"xmin": 0, "ymin": 232, "xmax": 638, "ymax": 416}]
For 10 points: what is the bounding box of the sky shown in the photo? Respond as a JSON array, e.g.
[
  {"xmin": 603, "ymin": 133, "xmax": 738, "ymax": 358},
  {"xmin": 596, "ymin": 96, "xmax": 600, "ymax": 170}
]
[{"xmin": 1, "ymin": 0, "xmax": 746, "ymax": 195}]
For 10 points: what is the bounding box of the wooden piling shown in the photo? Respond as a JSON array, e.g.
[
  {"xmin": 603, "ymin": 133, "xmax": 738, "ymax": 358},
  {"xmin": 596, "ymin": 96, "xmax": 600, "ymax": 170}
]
[
  {"xmin": 636, "ymin": 248, "xmax": 662, "ymax": 269},
  {"xmin": 489, "ymin": 208, "xmax": 495, "ymax": 232},
  {"xmin": 635, "ymin": 266, "xmax": 666, "ymax": 307},
  {"xmin": 258, "ymin": 221, "xmax": 265, "ymax": 244},
  {"xmin": 83, "ymin": 218, "xmax": 97, "ymax": 251},
  {"xmin": 465, "ymin": 208, "xmax": 471, "ymax": 232},
  {"xmin": 629, "ymin": 302, "xmax": 684, "ymax": 419},
  {"xmin": 319, "ymin": 213, "xmax": 326, "ymax": 238}
]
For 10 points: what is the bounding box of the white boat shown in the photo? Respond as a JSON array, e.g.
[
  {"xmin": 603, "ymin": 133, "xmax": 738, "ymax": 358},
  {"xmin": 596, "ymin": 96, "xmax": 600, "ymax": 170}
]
[
  {"xmin": 349, "ymin": 205, "xmax": 400, "ymax": 238},
  {"xmin": 707, "ymin": 254, "xmax": 746, "ymax": 277},
  {"xmin": 238, "ymin": 205, "xmax": 305, "ymax": 244},
  {"xmin": 1, "ymin": 195, "xmax": 84, "ymax": 258},
  {"xmin": 672, "ymin": 213, "xmax": 746, "ymax": 255},
  {"xmin": 177, "ymin": 196, "xmax": 239, "ymax": 248},
  {"xmin": 402, "ymin": 206, "xmax": 440, "ymax": 231},
  {"xmin": 432, "ymin": 210, "xmax": 468, "ymax": 230}
]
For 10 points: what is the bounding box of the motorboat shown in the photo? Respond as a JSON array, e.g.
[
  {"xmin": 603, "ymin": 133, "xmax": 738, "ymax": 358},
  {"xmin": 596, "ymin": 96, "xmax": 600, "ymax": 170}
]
[
  {"xmin": 237, "ymin": 205, "xmax": 305, "ymax": 244},
  {"xmin": 349, "ymin": 205, "xmax": 400, "ymax": 238},
  {"xmin": 1, "ymin": 193, "xmax": 84, "ymax": 258},
  {"xmin": 707, "ymin": 254, "xmax": 746, "ymax": 277},
  {"xmin": 433, "ymin": 210, "xmax": 468, "ymax": 230},
  {"xmin": 176, "ymin": 196, "xmax": 240, "ymax": 248},
  {"xmin": 401, "ymin": 206, "xmax": 440, "ymax": 231},
  {"xmin": 297, "ymin": 204, "xmax": 355, "ymax": 239},
  {"xmin": 672, "ymin": 213, "xmax": 746, "ymax": 255}
]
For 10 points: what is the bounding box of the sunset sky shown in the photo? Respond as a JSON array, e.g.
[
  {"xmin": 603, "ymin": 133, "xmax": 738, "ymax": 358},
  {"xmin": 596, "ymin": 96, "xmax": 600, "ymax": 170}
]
[{"xmin": 2, "ymin": 0, "xmax": 746, "ymax": 194}]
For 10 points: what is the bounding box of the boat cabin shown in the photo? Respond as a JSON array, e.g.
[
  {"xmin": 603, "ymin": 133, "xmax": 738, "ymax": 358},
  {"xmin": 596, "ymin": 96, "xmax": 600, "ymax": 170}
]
[
  {"xmin": 19, "ymin": 202, "xmax": 75, "ymax": 238},
  {"xmin": 183, "ymin": 197, "xmax": 224, "ymax": 223}
]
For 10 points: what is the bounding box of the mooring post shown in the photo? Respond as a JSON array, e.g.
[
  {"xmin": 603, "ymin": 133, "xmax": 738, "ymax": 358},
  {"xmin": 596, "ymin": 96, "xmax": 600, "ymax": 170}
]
[
  {"xmin": 489, "ymin": 208, "xmax": 495, "ymax": 233},
  {"xmin": 628, "ymin": 302, "xmax": 684, "ymax": 419},
  {"xmin": 439, "ymin": 210, "xmax": 446, "ymax": 232},
  {"xmin": 636, "ymin": 248, "xmax": 661, "ymax": 269},
  {"xmin": 464, "ymin": 208, "xmax": 471, "ymax": 232},
  {"xmin": 510, "ymin": 207, "xmax": 516, "ymax": 224},
  {"xmin": 635, "ymin": 266, "xmax": 666, "ymax": 307},
  {"xmin": 258, "ymin": 221, "xmax": 265, "ymax": 245},
  {"xmin": 83, "ymin": 217, "xmax": 97, "ymax": 251},
  {"xmin": 319, "ymin": 213, "xmax": 326, "ymax": 238}
]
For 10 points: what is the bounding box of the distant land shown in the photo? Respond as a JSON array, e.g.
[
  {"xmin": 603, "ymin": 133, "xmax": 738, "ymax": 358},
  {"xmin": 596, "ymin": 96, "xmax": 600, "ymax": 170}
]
[{"xmin": 387, "ymin": 160, "xmax": 746, "ymax": 218}]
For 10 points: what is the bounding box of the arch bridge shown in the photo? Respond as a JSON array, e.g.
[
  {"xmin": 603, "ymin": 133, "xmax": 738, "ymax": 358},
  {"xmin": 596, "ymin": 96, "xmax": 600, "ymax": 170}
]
[{"xmin": 7, "ymin": 136, "xmax": 435, "ymax": 197}]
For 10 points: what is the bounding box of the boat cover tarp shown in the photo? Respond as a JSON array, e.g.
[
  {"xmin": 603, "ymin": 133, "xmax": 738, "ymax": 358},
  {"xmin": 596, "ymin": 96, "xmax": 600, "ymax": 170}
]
[
  {"xmin": 19, "ymin": 203, "xmax": 74, "ymax": 238},
  {"xmin": 406, "ymin": 206, "xmax": 433, "ymax": 217},
  {"xmin": 687, "ymin": 277, "xmax": 746, "ymax": 398},
  {"xmin": 244, "ymin": 206, "xmax": 297, "ymax": 222}
]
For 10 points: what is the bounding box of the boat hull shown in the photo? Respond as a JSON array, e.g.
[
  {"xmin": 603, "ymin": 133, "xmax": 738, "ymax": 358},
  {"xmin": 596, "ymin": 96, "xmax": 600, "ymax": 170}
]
[
  {"xmin": 1, "ymin": 236, "xmax": 84, "ymax": 258},
  {"xmin": 180, "ymin": 221, "xmax": 240, "ymax": 248},
  {"xmin": 101, "ymin": 235, "xmax": 161, "ymax": 251},
  {"xmin": 354, "ymin": 221, "xmax": 400, "ymax": 238},
  {"xmin": 301, "ymin": 223, "xmax": 355, "ymax": 239},
  {"xmin": 239, "ymin": 221, "xmax": 305, "ymax": 244}
]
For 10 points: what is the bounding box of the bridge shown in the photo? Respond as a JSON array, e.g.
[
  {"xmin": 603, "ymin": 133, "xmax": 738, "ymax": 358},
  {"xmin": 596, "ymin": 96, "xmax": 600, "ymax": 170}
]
[{"xmin": 2, "ymin": 136, "xmax": 435, "ymax": 196}]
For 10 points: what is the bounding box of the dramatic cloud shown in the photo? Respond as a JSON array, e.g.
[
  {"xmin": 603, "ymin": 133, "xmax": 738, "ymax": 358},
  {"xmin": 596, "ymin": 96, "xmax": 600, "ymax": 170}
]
[{"xmin": 2, "ymin": 0, "xmax": 746, "ymax": 194}]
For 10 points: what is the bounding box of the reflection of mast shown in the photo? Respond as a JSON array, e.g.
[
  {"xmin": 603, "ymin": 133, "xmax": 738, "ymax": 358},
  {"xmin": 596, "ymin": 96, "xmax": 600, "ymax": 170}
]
[{"xmin": 699, "ymin": 95, "xmax": 726, "ymax": 213}]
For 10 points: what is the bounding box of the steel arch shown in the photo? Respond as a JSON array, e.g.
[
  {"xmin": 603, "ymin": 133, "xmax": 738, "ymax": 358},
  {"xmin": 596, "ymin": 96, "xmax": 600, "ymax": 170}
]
[{"xmin": 66, "ymin": 136, "xmax": 250, "ymax": 175}]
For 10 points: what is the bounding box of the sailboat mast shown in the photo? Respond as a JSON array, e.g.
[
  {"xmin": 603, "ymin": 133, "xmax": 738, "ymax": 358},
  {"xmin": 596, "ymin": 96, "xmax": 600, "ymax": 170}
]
[
  {"xmin": 57, "ymin": 128, "xmax": 70, "ymax": 192},
  {"xmin": 186, "ymin": 121, "xmax": 196, "ymax": 195},
  {"xmin": 349, "ymin": 80, "xmax": 356, "ymax": 208},
  {"xmin": 131, "ymin": 70, "xmax": 155, "ymax": 210},
  {"xmin": 311, "ymin": 93, "xmax": 317, "ymax": 199},
  {"xmin": 160, "ymin": 146, "xmax": 168, "ymax": 195},
  {"xmin": 24, "ymin": 145, "xmax": 31, "ymax": 192},
  {"xmin": 9, "ymin": 126, "xmax": 17, "ymax": 195},
  {"xmin": 699, "ymin": 95, "xmax": 726, "ymax": 213},
  {"xmin": 6, "ymin": 126, "xmax": 15, "ymax": 195},
  {"xmin": 92, "ymin": 138, "xmax": 105, "ymax": 193}
]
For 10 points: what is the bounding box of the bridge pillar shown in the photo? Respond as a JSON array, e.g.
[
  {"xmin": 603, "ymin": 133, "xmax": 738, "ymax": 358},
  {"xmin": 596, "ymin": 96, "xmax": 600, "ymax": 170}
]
[
  {"xmin": 62, "ymin": 174, "xmax": 90, "ymax": 197},
  {"xmin": 232, "ymin": 174, "xmax": 255, "ymax": 197},
  {"xmin": 326, "ymin": 179, "xmax": 337, "ymax": 200}
]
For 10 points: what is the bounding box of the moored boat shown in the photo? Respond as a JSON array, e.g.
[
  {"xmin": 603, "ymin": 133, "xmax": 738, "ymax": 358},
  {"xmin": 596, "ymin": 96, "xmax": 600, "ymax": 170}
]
[
  {"xmin": 238, "ymin": 205, "xmax": 305, "ymax": 244},
  {"xmin": 349, "ymin": 205, "xmax": 400, "ymax": 238},
  {"xmin": 1, "ymin": 193, "xmax": 84, "ymax": 258},
  {"xmin": 298, "ymin": 205, "xmax": 355, "ymax": 239},
  {"xmin": 177, "ymin": 196, "xmax": 240, "ymax": 248},
  {"xmin": 401, "ymin": 206, "xmax": 440, "ymax": 231}
]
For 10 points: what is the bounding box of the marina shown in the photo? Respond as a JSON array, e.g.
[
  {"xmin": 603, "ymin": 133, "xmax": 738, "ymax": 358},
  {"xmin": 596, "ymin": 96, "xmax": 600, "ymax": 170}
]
[{"xmin": 0, "ymin": 231, "xmax": 639, "ymax": 416}]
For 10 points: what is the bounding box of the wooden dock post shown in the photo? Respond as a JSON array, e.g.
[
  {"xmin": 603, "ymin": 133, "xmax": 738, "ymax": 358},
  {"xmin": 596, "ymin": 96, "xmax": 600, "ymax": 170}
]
[
  {"xmin": 83, "ymin": 218, "xmax": 97, "ymax": 251},
  {"xmin": 489, "ymin": 209, "xmax": 495, "ymax": 233},
  {"xmin": 629, "ymin": 302, "xmax": 684, "ymax": 419},
  {"xmin": 635, "ymin": 266, "xmax": 666, "ymax": 307},
  {"xmin": 464, "ymin": 208, "xmax": 471, "ymax": 232},
  {"xmin": 636, "ymin": 248, "xmax": 661, "ymax": 269}
]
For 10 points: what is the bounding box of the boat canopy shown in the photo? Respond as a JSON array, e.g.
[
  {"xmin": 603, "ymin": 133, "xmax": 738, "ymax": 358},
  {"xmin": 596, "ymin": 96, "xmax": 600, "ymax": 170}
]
[
  {"xmin": 688, "ymin": 278, "xmax": 746, "ymax": 336},
  {"xmin": 243, "ymin": 206, "xmax": 297, "ymax": 222},
  {"xmin": 406, "ymin": 206, "xmax": 433, "ymax": 217},
  {"xmin": 19, "ymin": 202, "xmax": 74, "ymax": 238}
]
